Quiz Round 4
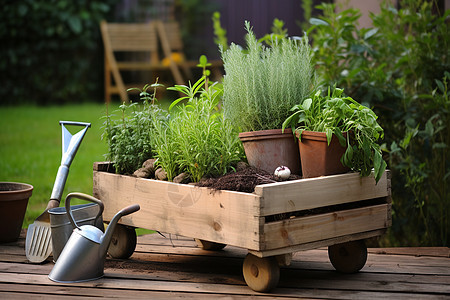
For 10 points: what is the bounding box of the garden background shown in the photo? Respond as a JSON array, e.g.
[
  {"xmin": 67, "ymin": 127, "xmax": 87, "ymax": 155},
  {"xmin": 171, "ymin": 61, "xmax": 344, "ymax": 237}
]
[{"xmin": 1, "ymin": 0, "xmax": 448, "ymax": 247}]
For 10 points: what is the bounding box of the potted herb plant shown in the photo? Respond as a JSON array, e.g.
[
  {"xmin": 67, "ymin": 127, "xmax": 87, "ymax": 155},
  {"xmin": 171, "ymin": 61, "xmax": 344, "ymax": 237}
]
[
  {"xmin": 221, "ymin": 21, "xmax": 315, "ymax": 175},
  {"xmin": 282, "ymin": 86, "xmax": 387, "ymax": 183}
]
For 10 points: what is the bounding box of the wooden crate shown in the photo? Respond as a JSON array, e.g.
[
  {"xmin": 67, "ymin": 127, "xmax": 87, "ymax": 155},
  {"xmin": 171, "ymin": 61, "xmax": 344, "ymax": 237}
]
[{"xmin": 93, "ymin": 162, "xmax": 391, "ymax": 257}]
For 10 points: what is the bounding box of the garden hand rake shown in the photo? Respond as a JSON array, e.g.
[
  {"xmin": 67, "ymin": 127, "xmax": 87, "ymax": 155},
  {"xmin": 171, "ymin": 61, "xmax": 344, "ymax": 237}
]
[{"xmin": 25, "ymin": 121, "xmax": 91, "ymax": 263}]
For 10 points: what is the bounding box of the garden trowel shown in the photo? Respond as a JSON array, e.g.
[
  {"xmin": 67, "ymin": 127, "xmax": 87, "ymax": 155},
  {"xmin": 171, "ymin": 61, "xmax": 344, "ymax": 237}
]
[{"xmin": 25, "ymin": 121, "xmax": 91, "ymax": 263}]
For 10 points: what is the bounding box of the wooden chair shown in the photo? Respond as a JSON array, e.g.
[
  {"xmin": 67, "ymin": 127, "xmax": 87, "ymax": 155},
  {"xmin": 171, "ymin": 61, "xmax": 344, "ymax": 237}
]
[
  {"xmin": 100, "ymin": 21, "xmax": 184, "ymax": 103},
  {"xmin": 155, "ymin": 21, "xmax": 223, "ymax": 82}
]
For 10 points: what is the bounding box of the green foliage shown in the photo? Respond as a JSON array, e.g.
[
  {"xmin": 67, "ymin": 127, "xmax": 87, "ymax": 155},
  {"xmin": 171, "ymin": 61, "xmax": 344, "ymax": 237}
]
[
  {"xmin": 174, "ymin": 0, "xmax": 219, "ymax": 59},
  {"xmin": 389, "ymin": 73, "xmax": 450, "ymax": 246},
  {"xmin": 149, "ymin": 110, "xmax": 178, "ymax": 181},
  {"xmin": 307, "ymin": 3, "xmax": 377, "ymax": 99},
  {"xmin": 258, "ymin": 18, "xmax": 288, "ymax": 46},
  {"xmin": 283, "ymin": 87, "xmax": 386, "ymax": 183},
  {"xmin": 300, "ymin": 0, "xmax": 314, "ymax": 31},
  {"xmin": 212, "ymin": 12, "xmax": 228, "ymax": 51},
  {"xmin": 164, "ymin": 75, "xmax": 244, "ymax": 182},
  {"xmin": 221, "ymin": 21, "xmax": 314, "ymax": 132},
  {"xmin": 105, "ymin": 57, "xmax": 244, "ymax": 182},
  {"xmin": 308, "ymin": 0, "xmax": 449, "ymax": 246},
  {"xmin": 1, "ymin": 0, "xmax": 118, "ymax": 105},
  {"xmin": 102, "ymin": 84, "xmax": 165, "ymax": 175}
]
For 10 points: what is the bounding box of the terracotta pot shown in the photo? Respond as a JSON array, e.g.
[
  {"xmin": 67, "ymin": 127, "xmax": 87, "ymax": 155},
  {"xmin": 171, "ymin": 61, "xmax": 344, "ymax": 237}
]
[
  {"xmin": 0, "ymin": 182, "xmax": 33, "ymax": 243},
  {"xmin": 297, "ymin": 130, "xmax": 350, "ymax": 178},
  {"xmin": 239, "ymin": 128, "xmax": 301, "ymax": 175}
]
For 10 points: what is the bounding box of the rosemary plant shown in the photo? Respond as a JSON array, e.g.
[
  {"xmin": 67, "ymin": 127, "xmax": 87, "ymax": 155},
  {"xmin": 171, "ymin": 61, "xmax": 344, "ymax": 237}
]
[
  {"xmin": 167, "ymin": 76, "xmax": 244, "ymax": 182},
  {"xmin": 221, "ymin": 21, "xmax": 314, "ymax": 132}
]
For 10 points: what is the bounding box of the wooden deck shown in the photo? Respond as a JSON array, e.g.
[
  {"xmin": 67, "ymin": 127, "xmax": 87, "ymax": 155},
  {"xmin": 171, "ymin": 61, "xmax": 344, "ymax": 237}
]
[{"xmin": 0, "ymin": 230, "xmax": 449, "ymax": 299}]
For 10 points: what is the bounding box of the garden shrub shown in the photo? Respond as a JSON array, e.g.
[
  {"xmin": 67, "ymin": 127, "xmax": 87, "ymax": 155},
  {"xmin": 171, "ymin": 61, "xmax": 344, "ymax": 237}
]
[
  {"xmin": 308, "ymin": 0, "xmax": 449, "ymax": 246},
  {"xmin": 1, "ymin": 0, "xmax": 118, "ymax": 105}
]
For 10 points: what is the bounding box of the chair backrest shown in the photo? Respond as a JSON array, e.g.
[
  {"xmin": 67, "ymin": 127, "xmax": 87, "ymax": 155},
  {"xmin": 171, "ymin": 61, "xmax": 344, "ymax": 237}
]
[
  {"xmin": 101, "ymin": 21, "xmax": 159, "ymax": 62},
  {"xmin": 155, "ymin": 21, "xmax": 184, "ymax": 53}
]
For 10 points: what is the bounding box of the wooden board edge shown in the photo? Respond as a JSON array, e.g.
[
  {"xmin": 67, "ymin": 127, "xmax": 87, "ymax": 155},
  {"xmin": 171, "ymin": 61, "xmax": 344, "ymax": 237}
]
[
  {"xmin": 93, "ymin": 161, "xmax": 115, "ymax": 172},
  {"xmin": 256, "ymin": 171, "xmax": 390, "ymax": 216},
  {"xmin": 250, "ymin": 229, "xmax": 387, "ymax": 258},
  {"xmin": 260, "ymin": 203, "xmax": 389, "ymax": 252},
  {"xmin": 93, "ymin": 171, "xmax": 262, "ymax": 250}
]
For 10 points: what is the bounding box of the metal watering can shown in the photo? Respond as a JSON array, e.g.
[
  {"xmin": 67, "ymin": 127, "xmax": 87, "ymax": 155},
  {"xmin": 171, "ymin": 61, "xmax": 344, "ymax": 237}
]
[
  {"xmin": 48, "ymin": 194, "xmax": 140, "ymax": 283},
  {"xmin": 49, "ymin": 193, "xmax": 104, "ymax": 262}
]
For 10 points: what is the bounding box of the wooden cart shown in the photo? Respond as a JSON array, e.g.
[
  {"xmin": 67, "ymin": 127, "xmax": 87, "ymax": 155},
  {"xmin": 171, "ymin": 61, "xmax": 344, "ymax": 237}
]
[{"xmin": 93, "ymin": 162, "xmax": 391, "ymax": 292}]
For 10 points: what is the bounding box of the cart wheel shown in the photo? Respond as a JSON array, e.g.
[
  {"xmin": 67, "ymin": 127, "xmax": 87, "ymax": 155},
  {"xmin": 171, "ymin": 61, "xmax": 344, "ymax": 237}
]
[
  {"xmin": 107, "ymin": 224, "xmax": 137, "ymax": 259},
  {"xmin": 243, "ymin": 254, "xmax": 280, "ymax": 292},
  {"xmin": 328, "ymin": 240, "xmax": 367, "ymax": 273},
  {"xmin": 195, "ymin": 238, "xmax": 226, "ymax": 250}
]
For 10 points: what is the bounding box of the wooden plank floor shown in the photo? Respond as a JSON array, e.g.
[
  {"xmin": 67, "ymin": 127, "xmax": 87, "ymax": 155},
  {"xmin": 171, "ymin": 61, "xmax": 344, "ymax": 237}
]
[{"xmin": 0, "ymin": 230, "xmax": 449, "ymax": 299}]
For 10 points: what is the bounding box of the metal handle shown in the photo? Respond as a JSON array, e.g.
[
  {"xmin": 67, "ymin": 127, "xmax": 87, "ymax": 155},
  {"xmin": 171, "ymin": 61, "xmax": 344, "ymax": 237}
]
[
  {"xmin": 49, "ymin": 121, "xmax": 91, "ymax": 202},
  {"xmin": 65, "ymin": 192, "xmax": 104, "ymax": 230},
  {"xmin": 59, "ymin": 121, "xmax": 91, "ymax": 128}
]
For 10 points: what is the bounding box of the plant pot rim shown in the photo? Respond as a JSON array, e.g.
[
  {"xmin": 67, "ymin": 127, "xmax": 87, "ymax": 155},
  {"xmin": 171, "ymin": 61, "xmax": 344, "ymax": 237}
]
[
  {"xmin": 296, "ymin": 130, "xmax": 347, "ymax": 142},
  {"xmin": 239, "ymin": 128, "xmax": 293, "ymax": 141},
  {"xmin": 0, "ymin": 182, "xmax": 34, "ymax": 201}
]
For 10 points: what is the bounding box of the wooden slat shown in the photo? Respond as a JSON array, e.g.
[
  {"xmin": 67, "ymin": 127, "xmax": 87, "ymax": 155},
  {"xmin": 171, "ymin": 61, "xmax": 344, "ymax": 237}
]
[
  {"xmin": 250, "ymin": 229, "xmax": 387, "ymax": 258},
  {"xmin": 255, "ymin": 171, "xmax": 389, "ymax": 216},
  {"xmin": 0, "ymin": 284, "xmax": 219, "ymax": 299},
  {"xmin": 1, "ymin": 230, "xmax": 450, "ymax": 298},
  {"xmin": 370, "ymin": 247, "xmax": 450, "ymax": 258},
  {"xmin": 157, "ymin": 22, "xmax": 184, "ymax": 51},
  {"xmin": 93, "ymin": 171, "xmax": 262, "ymax": 250},
  {"xmin": 261, "ymin": 204, "xmax": 389, "ymax": 251},
  {"xmin": 116, "ymin": 62, "xmax": 165, "ymax": 70},
  {"xmin": 0, "ymin": 272, "xmax": 446, "ymax": 300},
  {"xmin": 105, "ymin": 23, "xmax": 157, "ymax": 51},
  {"xmin": 155, "ymin": 21, "xmax": 185, "ymax": 86}
]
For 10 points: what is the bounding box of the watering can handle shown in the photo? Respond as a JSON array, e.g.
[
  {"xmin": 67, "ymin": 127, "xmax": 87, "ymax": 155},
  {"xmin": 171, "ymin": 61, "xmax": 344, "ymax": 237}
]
[{"xmin": 65, "ymin": 192, "xmax": 104, "ymax": 230}]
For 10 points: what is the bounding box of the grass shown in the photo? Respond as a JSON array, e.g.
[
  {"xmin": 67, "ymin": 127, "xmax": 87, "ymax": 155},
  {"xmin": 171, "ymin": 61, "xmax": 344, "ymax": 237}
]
[{"xmin": 0, "ymin": 102, "xmax": 152, "ymax": 235}]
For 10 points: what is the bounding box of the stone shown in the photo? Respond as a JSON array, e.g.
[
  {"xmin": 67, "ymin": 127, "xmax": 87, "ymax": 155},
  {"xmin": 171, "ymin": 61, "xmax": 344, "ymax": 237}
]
[
  {"xmin": 173, "ymin": 172, "xmax": 190, "ymax": 184},
  {"xmin": 142, "ymin": 158, "xmax": 157, "ymax": 170},
  {"xmin": 133, "ymin": 158, "xmax": 157, "ymax": 178},
  {"xmin": 155, "ymin": 168, "xmax": 168, "ymax": 181},
  {"xmin": 133, "ymin": 167, "xmax": 150, "ymax": 178}
]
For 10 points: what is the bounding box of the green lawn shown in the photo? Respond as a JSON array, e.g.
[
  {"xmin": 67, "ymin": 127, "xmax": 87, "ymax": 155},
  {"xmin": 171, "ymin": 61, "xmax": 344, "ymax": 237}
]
[{"xmin": 0, "ymin": 103, "xmax": 115, "ymax": 228}]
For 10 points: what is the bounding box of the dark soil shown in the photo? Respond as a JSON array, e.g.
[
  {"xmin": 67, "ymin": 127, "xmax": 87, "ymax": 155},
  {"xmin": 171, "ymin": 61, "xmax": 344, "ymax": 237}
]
[{"xmin": 196, "ymin": 165, "xmax": 302, "ymax": 193}]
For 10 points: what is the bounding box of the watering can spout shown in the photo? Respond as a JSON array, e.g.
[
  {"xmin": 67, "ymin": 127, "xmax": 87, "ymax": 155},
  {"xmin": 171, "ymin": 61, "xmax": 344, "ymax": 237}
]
[{"xmin": 100, "ymin": 204, "xmax": 140, "ymax": 255}]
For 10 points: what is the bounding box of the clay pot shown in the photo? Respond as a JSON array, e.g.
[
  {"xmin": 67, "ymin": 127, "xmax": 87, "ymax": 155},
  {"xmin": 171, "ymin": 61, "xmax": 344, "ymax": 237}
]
[
  {"xmin": 239, "ymin": 128, "xmax": 301, "ymax": 175},
  {"xmin": 297, "ymin": 130, "xmax": 350, "ymax": 178},
  {"xmin": 0, "ymin": 182, "xmax": 33, "ymax": 242}
]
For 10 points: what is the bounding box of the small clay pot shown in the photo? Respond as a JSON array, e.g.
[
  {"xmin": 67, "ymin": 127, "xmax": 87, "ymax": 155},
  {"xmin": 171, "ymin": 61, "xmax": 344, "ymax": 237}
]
[
  {"xmin": 0, "ymin": 182, "xmax": 33, "ymax": 243},
  {"xmin": 239, "ymin": 128, "xmax": 301, "ymax": 175},
  {"xmin": 297, "ymin": 131, "xmax": 350, "ymax": 178}
]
